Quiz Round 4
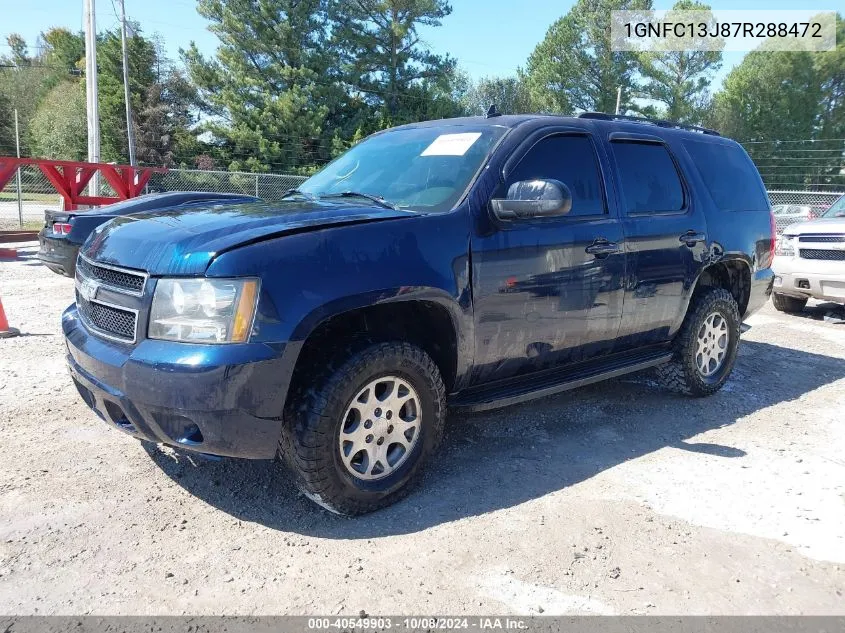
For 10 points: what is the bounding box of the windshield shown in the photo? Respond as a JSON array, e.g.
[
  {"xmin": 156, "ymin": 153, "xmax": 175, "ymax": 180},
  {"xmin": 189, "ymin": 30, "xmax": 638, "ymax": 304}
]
[
  {"xmin": 299, "ymin": 125, "xmax": 507, "ymax": 213},
  {"xmin": 822, "ymin": 195, "xmax": 845, "ymax": 218}
]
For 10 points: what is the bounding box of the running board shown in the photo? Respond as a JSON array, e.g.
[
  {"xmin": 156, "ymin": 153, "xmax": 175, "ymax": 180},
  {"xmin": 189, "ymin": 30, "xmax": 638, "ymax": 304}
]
[{"xmin": 449, "ymin": 348, "xmax": 673, "ymax": 413}]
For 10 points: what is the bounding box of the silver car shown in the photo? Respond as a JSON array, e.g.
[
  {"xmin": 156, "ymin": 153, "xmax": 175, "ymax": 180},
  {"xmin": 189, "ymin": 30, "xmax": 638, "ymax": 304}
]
[
  {"xmin": 771, "ymin": 203, "xmax": 821, "ymax": 233},
  {"xmin": 772, "ymin": 195, "xmax": 845, "ymax": 312}
]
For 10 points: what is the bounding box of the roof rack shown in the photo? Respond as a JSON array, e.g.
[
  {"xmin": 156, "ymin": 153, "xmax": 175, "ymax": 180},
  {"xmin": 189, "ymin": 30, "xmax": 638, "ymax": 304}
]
[{"xmin": 576, "ymin": 112, "xmax": 721, "ymax": 136}]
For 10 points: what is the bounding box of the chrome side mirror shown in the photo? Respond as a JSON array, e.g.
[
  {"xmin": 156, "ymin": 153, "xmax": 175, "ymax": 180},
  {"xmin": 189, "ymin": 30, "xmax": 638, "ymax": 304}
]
[{"xmin": 491, "ymin": 179, "xmax": 573, "ymax": 220}]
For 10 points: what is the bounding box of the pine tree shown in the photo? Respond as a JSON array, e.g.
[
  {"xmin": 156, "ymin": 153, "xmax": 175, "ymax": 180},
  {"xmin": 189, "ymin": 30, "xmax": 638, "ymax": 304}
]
[
  {"xmin": 183, "ymin": 0, "xmax": 338, "ymax": 172},
  {"xmin": 523, "ymin": 0, "xmax": 652, "ymax": 115},
  {"xmin": 330, "ymin": 0, "xmax": 456, "ymax": 125}
]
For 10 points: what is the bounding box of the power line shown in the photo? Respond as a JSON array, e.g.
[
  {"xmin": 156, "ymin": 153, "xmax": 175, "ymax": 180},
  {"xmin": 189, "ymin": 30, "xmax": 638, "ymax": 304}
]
[{"xmin": 743, "ymin": 138, "xmax": 845, "ymax": 144}]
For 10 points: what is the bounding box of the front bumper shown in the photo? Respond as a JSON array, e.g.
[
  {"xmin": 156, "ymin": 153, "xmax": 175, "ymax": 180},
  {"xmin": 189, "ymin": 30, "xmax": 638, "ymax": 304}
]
[
  {"xmin": 63, "ymin": 305, "xmax": 298, "ymax": 459},
  {"xmin": 772, "ymin": 256, "xmax": 845, "ymax": 303},
  {"xmin": 37, "ymin": 232, "xmax": 79, "ymax": 277}
]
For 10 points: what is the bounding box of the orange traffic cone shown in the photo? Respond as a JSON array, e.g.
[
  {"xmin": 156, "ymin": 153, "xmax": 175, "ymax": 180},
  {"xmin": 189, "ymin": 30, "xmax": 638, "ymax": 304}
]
[{"xmin": 0, "ymin": 296, "xmax": 19, "ymax": 338}]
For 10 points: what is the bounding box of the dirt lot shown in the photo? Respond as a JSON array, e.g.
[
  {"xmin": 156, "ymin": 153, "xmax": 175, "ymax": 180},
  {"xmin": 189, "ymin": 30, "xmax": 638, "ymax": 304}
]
[{"xmin": 0, "ymin": 244, "xmax": 843, "ymax": 615}]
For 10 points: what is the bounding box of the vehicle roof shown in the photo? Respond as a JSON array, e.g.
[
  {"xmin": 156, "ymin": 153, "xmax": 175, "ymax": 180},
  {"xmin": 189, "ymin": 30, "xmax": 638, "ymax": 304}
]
[{"xmin": 393, "ymin": 113, "xmax": 731, "ymax": 144}]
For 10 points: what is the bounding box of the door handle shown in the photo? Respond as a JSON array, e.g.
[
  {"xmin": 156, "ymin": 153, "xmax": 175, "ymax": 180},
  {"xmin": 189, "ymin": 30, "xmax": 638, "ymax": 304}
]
[
  {"xmin": 585, "ymin": 240, "xmax": 620, "ymax": 257},
  {"xmin": 679, "ymin": 231, "xmax": 706, "ymax": 246}
]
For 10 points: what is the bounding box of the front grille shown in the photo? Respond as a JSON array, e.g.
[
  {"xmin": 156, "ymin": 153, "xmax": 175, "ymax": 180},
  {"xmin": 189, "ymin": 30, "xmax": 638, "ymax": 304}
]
[
  {"xmin": 76, "ymin": 291, "xmax": 137, "ymax": 341},
  {"xmin": 798, "ymin": 234, "xmax": 845, "ymax": 243},
  {"xmin": 799, "ymin": 249, "xmax": 845, "ymax": 261},
  {"xmin": 77, "ymin": 256, "xmax": 146, "ymax": 294}
]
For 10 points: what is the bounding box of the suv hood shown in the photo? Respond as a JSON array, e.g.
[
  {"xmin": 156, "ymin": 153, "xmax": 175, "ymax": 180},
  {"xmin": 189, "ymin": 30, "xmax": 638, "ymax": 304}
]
[
  {"xmin": 81, "ymin": 199, "xmax": 417, "ymax": 275},
  {"xmin": 784, "ymin": 217, "xmax": 845, "ymax": 236}
]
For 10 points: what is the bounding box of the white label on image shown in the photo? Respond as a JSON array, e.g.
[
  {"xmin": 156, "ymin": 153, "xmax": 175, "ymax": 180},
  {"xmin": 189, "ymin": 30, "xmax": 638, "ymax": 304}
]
[{"xmin": 421, "ymin": 132, "xmax": 482, "ymax": 157}]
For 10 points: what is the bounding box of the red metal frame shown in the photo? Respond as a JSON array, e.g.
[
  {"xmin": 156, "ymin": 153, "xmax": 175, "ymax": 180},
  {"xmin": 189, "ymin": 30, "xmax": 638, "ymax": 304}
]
[{"xmin": 0, "ymin": 158, "xmax": 166, "ymax": 211}]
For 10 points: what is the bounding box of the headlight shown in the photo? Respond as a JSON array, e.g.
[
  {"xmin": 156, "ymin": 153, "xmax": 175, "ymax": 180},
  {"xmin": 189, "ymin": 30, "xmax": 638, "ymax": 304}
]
[
  {"xmin": 775, "ymin": 236, "xmax": 795, "ymax": 257},
  {"xmin": 149, "ymin": 278, "xmax": 259, "ymax": 343}
]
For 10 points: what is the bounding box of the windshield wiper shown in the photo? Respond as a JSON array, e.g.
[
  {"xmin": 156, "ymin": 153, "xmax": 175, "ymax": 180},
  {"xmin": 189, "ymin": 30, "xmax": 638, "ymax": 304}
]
[
  {"xmin": 280, "ymin": 188, "xmax": 318, "ymax": 201},
  {"xmin": 320, "ymin": 191, "xmax": 399, "ymax": 211}
]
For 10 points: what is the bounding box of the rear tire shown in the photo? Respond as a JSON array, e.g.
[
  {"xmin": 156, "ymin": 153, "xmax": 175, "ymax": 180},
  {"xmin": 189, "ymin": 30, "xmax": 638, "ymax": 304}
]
[
  {"xmin": 657, "ymin": 287, "xmax": 740, "ymax": 397},
  {"xmin": 771, "ymin": 292, "xmax": 807, "ymax": 313},
  {"xmin": 279, "ymin": 342, "xmax": 446, "ymax": 516}
]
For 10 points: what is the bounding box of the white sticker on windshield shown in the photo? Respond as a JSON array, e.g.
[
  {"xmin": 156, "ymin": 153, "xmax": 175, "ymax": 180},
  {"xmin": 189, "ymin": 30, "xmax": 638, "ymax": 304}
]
[{"xmin": 421, "ymin": 132, "xmax": 482, "ymax": 157}]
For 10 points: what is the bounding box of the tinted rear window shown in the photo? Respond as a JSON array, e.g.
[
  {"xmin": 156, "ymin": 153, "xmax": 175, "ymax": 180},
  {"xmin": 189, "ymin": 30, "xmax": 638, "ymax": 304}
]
[
  {"xmin": 683, "ymin": 140, "xmax": 768, "ymax": 211},
  {"xmin": 611, "ymin": 141, "xmax": 685, "ymax": 214}
]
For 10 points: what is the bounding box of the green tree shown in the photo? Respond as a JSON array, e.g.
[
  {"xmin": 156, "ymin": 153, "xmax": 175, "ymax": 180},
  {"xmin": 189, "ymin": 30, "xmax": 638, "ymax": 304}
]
[
  {"xmin": 2, "ymin": 34, "xmax": 31, "ymax": 67},
  {"xmin": 29, "ymin": 80, "xmax": 88, "ymax": 161},
  {"xmin": 330, "ymin": 0, "xmax": 456, "ymax": 123},
  {"xmin": 96, "ymin": 25, "xmax": 158, "ymax": 163},
  {"xmin": 183, "ymin": 0, "xmax": 338, "ymax": 172},
  {"xmin": 0, "ymin": 91, "xmax": 14, "ymax": 154},
  {"xmin": 1, "ymin": 28, "xmax": 199, "ymax": 165},
  {"xmin": 711, "ymin": 51, "xmax": 819, "ymax": 142},
  {"xmin": 815, "ymin": 13, "xmax": 845, "ymax": 140},
  {"xmin": 0, "ymin": 34, "xmax": 52, "ymax": 156},
  {"xmin": 136, "ymin": 69, "xmax": 201, "ymax": 166},
  {"xmin": 523, "ymin": 0, "xmax": 652, "ymax": 115},
  {"xmin": 710, "ymin": 49, "xmax": 821, "ymax": 187},
  {"xmin": 39, "ymin": 28, "xmax": 86, "ymax": 82},
  {"xmin": 461, "ymin": 75, "xmax": 532, "ymax": 115},
  {"xmin": 635, "ymin": 0, "xmax": 722, "ymax": 124}
]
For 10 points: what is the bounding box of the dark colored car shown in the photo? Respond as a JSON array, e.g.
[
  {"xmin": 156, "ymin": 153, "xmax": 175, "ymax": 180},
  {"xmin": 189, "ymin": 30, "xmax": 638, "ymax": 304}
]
[
  {"xmin": 37, "ymin": 192, "xmax": 259, "ymax": 277},
  {"xmin": 63, "ymin": 113, "xmax": 775, "ymax": 515}
]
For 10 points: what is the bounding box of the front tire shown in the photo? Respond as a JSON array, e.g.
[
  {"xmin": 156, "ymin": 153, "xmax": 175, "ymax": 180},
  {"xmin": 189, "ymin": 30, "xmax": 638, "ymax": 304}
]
[
  {"xmin": 657, "ymin": 287, "xmax": 741, "ymax": 397},
  {"xmin": 771, "ymin": 292, "xmax": 807, "ymax": 313},
  {"xmin": 280, "ymin": 342, "xmax": 446, "ymax": 515}
]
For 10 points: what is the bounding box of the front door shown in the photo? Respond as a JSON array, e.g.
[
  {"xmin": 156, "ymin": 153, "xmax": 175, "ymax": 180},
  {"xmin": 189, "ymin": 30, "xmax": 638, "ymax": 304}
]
[{"xmin": 469, "ymin": 130, "xmax": 626, "ymax": 384}]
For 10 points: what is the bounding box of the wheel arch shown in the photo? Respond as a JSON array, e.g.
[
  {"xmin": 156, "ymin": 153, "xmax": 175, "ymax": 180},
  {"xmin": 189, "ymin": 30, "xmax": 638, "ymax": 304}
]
[
  {"xmin": 692, "ymin": 257, "xmax": 753, "ymax": 317},
  {"xmin": 286, "ymin": 288, "xmax": 471, "ymax": 398}
]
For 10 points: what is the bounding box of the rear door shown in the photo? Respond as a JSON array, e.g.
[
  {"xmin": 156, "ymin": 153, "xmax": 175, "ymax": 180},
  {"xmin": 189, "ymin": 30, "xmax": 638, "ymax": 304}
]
[
  {"xmin": 605, "ymin": 133, "xmax": 709, "ymax": 346},
  {"xmin": 469, "ymin": 129, "xmax": 626, "ymax": 383}
]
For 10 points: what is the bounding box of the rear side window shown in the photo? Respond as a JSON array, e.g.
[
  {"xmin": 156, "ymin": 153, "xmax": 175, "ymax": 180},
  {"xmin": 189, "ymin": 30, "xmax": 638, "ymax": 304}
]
[
  {"xmin": 611, "ymin": 141, "xmax": 685, "ymax": 214},
  {"xmin": 683, "ymin": 140, "xmax": 768, "ymax": 212},
  {"xmin": 507, "ymin": 134, "xmax": 606, "ymax": 216}
]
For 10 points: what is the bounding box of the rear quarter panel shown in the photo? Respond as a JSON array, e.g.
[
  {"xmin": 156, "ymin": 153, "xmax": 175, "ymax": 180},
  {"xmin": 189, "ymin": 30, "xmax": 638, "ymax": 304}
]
[{"xmin": 674, "ymin": 137, "xmax": 775, "ymax": 319}]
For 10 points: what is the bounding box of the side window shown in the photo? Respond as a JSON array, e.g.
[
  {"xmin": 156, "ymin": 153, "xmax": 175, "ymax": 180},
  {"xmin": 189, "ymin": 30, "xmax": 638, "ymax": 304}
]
[
  {"xmin": 507, "ymin": 134, "xmax": 606, "ymax": 217},
  {"xmin": 611, "ymin": 141, "xmax": 685, "ymax": 214},
  {"xmin": 683, "ymin": 139, "xmax": 769, "ymax": 212}
]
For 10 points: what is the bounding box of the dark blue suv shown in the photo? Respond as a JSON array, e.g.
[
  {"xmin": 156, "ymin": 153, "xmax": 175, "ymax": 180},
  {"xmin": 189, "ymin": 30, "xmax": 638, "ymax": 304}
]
[{"xmin": 63, "ymin": 113, "xmax": 775, "ymax": 514}]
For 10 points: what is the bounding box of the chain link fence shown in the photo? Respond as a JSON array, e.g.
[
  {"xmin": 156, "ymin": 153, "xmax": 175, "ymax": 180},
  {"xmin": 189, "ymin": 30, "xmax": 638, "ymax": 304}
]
[
  {"xmin": 768, "ymin": 189, "xmax": 844, "ymax": 233},
  {"xmin": 144, "ymin": 169, "xmax": 307, "ymax": 201},
  {"xmin": 0, "ymin": 167, "xmax": 307, "ymax": 229}
]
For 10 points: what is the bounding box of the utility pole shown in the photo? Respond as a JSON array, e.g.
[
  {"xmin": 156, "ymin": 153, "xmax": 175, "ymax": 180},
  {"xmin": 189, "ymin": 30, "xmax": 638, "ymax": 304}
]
[
  {"xmin": 615, "ymin": 87, "xmax": 622, "ymax": 115},
  {"xmin": 14, "ymin": 109, "xmax": 23, "ymax": 228},
  {"xmin": 119, "ymin": 0, "xmax": 137, "ymax": 166},
  {"xmin": 84, "ymin": 0, "xmax": 101, "ymax": 196}
]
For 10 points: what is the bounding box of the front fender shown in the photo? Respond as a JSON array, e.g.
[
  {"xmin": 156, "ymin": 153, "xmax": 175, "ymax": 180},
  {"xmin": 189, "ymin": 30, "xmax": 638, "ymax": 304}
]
[{"xmin": 205, "ymin": 210, "xmax": 474, "ymax": 385}]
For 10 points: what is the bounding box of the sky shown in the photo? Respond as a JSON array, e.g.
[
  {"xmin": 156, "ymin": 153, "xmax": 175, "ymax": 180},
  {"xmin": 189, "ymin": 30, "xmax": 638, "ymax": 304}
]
[{"xmin": 0, "ymin": 0, "xmax": 842, "ymax": 92}]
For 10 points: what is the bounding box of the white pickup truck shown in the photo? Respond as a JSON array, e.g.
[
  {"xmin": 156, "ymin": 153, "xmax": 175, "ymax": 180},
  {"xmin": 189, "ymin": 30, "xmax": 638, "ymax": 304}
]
[{"xmin": 772, "ymin": 195, "xmax": 845, "ymax": 312}]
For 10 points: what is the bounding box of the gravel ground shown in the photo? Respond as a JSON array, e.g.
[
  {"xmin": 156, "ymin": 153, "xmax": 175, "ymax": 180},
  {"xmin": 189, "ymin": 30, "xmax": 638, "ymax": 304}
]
[{"xmin": 1, "ymin": 244, "xmax": 844, "ymax": 615}]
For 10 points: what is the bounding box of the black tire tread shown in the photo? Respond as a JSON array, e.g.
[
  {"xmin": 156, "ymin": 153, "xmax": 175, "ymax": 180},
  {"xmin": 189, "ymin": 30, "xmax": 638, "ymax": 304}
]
[
  {"xmin": 771, "ymin": 292, "xmax": 808, "ymax": 313},
  {"xmin": 279, "ymin": 341, "xmax": 446, "ymax": 516},
  {"xmin": 656, "ymin": 287, "xmax": 740, "ymax": 397}
]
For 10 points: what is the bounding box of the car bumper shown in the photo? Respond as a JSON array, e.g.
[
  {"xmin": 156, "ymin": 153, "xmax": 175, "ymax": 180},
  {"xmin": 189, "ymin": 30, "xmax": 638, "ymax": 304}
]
[
  {"xmin": 37, "ymin": 233, "xmax": 79, "ymax": 277},
  {"xmin": 63, "ymin": 305, "xmax": 298, "ymax": 459},
  {"xmin": 772, "ymin": 256, "xmax": 845, "ymax": 303},
  {"xmin": 743, "ymin": 268, "xmax": 775, "ymax": 318}
]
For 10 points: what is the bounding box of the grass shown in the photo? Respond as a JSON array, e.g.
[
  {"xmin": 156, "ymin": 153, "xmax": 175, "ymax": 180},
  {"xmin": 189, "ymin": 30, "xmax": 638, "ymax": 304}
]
[
  {"xmin": 0, "ymin": 220, "xmax": 43, "ymax": 231},
  {"xmin": 0, "ymin": 192, "xmax": 60, "ymax": 203}
]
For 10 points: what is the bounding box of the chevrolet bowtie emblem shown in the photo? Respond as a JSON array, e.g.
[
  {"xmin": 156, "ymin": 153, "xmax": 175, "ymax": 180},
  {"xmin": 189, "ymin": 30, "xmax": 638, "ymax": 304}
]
[{"xmin": 80, "ymin": 278, "xmax": 99, "ymax": 302}]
